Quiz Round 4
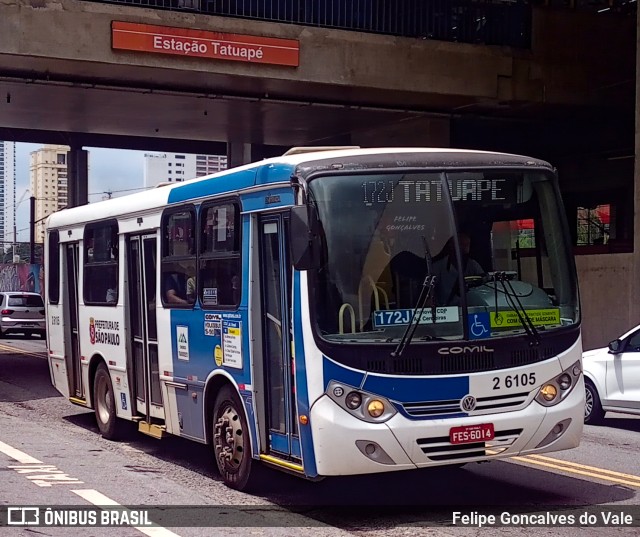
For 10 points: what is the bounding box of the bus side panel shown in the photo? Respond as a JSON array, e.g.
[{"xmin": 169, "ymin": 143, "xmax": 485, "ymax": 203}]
[
  {"xmin": 167, "ymin": 308, "xmax": 253, "ymax": 442},
  {"xmin": 47, "ymin": 302, "xmax": 69, "ymax": 398},
  {"xmin": 79, "ymin": 304, "xmax": 132, "ymax": 419},
  {"xmin": 295, "ymin": 271, "xmax": 318, "ymax": 478}
]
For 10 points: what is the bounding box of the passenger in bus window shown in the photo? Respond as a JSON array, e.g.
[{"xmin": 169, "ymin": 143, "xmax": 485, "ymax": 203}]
[{"xmin": 164, "ymin": 271, "xmax": 189, "ymax": 305}]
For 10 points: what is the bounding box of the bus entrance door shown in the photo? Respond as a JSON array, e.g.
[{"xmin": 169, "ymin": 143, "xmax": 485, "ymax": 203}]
[
  {"xmin": 127, "ymin": 235, "xmax": 163, "ymax": 421},
  {"xmin": 259, "ymin": 214, "xmax": 300, "ymax": 460},
  {"xmin": 64, "ymin": 242, "xmax": 82, "ymax": 399}
]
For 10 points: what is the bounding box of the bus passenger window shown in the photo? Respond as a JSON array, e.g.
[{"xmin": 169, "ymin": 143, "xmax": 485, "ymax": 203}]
[
  {"xmin": 161, "ymin": 206, "xmax": 197, "ymax": 308},
  {"xmin": 199, "ymin": 202, "xmax": 241, "ymax": 308},
  {"xmin": 83, "ymin": 221, "xmax": 119, "ymax": 306}
]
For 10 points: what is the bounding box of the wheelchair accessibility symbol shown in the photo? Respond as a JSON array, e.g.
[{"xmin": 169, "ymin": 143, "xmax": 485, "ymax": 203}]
[{"xmin": 468, "ymin": 312, "xmax": 491, "ymax": 340}]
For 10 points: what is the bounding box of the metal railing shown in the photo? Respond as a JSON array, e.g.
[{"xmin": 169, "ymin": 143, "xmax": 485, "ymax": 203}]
[{"xmin": 88, "ymin": 0, "xmax": 534, "ymax": 48}]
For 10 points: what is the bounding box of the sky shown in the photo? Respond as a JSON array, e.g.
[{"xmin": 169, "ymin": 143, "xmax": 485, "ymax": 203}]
[{"xmin": 14, "ymin": 143, "xmax": 147, "ymax": 241}]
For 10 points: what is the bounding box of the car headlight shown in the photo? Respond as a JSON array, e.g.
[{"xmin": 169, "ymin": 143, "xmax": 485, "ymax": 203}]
[
  {"xmin": 535, "ymin": 360, "xmax": 582, "ymax": 407},
  {"xmin": 326, "ymin": 381, "xmax": 397, "ymax": 423}
]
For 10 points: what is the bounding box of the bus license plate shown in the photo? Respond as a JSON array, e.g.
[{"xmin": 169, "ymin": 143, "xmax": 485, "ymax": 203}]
[{"xmin": 449, "ymin": 423, "xmax": 495, "ymax": 445}]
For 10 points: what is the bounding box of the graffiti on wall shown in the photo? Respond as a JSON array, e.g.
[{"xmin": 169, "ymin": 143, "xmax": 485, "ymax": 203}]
[{"xmin": 0, "ymin": 264, "xmax": 44, "ymax": 295}]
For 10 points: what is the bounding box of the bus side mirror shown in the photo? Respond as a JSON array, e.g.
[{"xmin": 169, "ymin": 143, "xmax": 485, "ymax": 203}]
[{"xmin": 290, "ymin": 205, "xmax": 322, "ymax": 271}]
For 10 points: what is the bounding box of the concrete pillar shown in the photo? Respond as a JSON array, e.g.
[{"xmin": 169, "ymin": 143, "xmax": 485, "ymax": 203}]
[
  {"xmin": 227, "ymin": 142, "xmax": 254, "ymax": 169},
  {"xmin": 632, "ymin": 10, "xmax": 640, "ymax": 325},
  {"xmin": 226, "ymin": 143, "xmax": 289, "ymax": 168},
  {"xmin": 67, "ymin": 147, "xmax": 88, "ymax": 208}
]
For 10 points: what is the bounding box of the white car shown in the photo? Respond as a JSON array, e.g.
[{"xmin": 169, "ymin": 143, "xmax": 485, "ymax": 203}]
[{"xmin": 582, "ymin": 325, "xmax": 640, "ymax": 424}]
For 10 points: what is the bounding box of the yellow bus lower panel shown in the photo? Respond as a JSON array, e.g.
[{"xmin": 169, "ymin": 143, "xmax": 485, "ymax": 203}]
[
  {"xmin": 259, "ymin": 454, "xmax": 304, "ymax": 473},
  {"xmin": 138, "ymin": 422, "xmax": 165, "ymax": 439}
]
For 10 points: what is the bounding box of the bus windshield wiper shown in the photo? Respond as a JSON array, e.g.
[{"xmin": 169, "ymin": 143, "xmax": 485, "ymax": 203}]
[
  {"xmin": 391, "ymin": 274, "xmax": 436, "ymax": 359},
  {"xmin": 421, "ymin": 235, "xmax": 437, "ymax": 324},
  {"xmin": 494, "ymin": 272, "xmax": 540, "ymax": 345}
]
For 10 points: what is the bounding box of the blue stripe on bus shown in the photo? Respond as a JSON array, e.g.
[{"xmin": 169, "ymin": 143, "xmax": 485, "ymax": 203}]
[
  {"xmin": 166, "ymin": 162, "xmax": 296, "ymax": 206},
  {"xmin": 167, "ymin": 168, "xmax": 258, "ymax": 204},
  {"xmin": 362, "ymin": 374, "xmax": 469, "ymax": 404},
  {"xmin": 293, "ymin": 272, "xmax": 317, "ymax": 478},
  {"xmin": 241, "ymin": 187, "xmax": 295, "ymax": 213},
  {"xmin": 322, "ymin": 357, "xmax": 366, "ymax": 390},
  {"xmin": 255, "ymin": 162, "xmax": 296, "ymax": 185},
  {"xmin": 322, "ymin": 357, "xmax": 469, "ymax": 406}
]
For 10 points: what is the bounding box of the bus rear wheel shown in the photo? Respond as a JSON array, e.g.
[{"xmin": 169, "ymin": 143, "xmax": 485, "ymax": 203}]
[
  {"xmin": 94, "ymin": 362, "xmax": 123, "ymax": 440},
  {"xmin": 212, "ymin": 385, "xmax": 256, "ymax": 491}
]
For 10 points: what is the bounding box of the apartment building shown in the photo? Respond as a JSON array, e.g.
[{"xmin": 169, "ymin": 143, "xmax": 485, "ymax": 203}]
[
  {"xmin": 30, "ymin": 145, "xmax": 70, "ymax": 243},
  {"xmin": 143, "ymin": 152, "xmax": 227, "ymax": 188},
  {"xmin": 0, "ymin": 142, "xmax": 16, "ymax": 250}
]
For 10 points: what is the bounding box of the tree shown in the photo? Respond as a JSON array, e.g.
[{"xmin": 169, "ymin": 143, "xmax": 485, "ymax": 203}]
[{"xmin": 2, "ymin": 242, "xmax": 43, "ymax": 264}]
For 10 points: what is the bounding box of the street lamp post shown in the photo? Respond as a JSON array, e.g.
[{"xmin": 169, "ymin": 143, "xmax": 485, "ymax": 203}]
[{"xmin": 29, "ymin": 196, "xmax": 35, "ymax": 264}]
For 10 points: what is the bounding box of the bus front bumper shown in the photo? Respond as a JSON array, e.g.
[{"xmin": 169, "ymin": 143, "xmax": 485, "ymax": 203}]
[{"xmin": 309, "ymin": 376, "xmax": 584, "ymax": 477}]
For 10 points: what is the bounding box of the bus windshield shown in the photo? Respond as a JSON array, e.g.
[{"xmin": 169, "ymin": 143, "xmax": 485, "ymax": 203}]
[{"xmin": 309, "ymin": 170, "xmax": 579, "ymax": 343}]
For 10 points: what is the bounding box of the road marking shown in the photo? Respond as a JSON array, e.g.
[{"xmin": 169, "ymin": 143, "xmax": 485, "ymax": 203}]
[
  {"xmin": 514, "ymin": 454, "xmax": 640, "ymax": 488},
  {"xmin": 0, "ymin": 342, "xmax": 46, "ymax": 359},
  {"xmin": 72, "ymin": 489, "xmax": 181, "ymax": 537},
  {"xmin": 0, "ymin": 440, "xmax": 43, "ymax": 464},
  {"xmin": 0, "ymin": 439, "xmax": 180, "ymax": 536}
]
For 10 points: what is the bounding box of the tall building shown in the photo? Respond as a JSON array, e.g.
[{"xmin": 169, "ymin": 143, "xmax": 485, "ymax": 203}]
[
  {"xmin": 30, "ymin": 145, "xmax": 70, "ymax": 243},
  {"xmin": 196, "ymin": 154, "xmax": 227, "ymax": 177},
  {"xmin": 143, "ymin": 152, "xmax": 227, "ymax": 188},
  {"xmin": 0, "ymin": 142, "xmax": 16, "ymax": 252}
]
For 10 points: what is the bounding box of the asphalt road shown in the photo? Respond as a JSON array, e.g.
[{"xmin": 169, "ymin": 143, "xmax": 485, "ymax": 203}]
[{"xmin": 1, "ymin": 336, "xmax": 639, "ymax": 536}]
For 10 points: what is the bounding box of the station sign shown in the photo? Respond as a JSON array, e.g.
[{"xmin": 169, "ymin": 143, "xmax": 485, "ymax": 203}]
[{"xmin": 112, "ymin": 21, "xmax": 299, "ymax": 67}]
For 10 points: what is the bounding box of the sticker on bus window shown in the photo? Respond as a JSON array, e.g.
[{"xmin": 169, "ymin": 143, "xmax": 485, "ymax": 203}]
[
  {"xmin": 222, "ymin": 320, "xmax": 242, "ymax": 369},
  {"xmin": 490, "ymin": 309, "xmax": 560, "ymax": 329},
  {"xmin": 203, "ymin": 287, "xmax": 218, "ymax": 305},
  {"xmin": 214, "ymin": 345, "xmax": 223, "ymax": 367},
  {"xmin": 373, "ymin": 307, "xmax": 459, "ymax": 328}
]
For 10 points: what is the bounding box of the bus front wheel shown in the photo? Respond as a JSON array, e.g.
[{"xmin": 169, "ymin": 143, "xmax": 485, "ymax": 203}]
[
  {"xmin": 94, "ymin": 363, "xmax": 123, "ymax": 440},
  {"xmin": 212, "ymin": 385, "xmax": 256, "ymax": 491}
]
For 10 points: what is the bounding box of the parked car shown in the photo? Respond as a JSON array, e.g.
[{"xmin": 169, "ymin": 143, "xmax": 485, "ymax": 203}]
[
  {"xmin": 0, "ymin": 292, "xmax": 46, "ymax": 338},
  {"xmin": 582, "ymin": 325, "xmax": 640, "ymax": 424}
]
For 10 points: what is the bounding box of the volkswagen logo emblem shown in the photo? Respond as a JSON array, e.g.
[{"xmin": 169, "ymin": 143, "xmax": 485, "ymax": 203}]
[{"xmin": 460, "ymin": 395, "xmax": 477, "ymax": 412}]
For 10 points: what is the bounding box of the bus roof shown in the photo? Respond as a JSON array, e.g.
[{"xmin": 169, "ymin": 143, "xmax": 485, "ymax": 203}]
[{"xmin": 45, "ymin": 147, "xmax": 550, "ymax": 230}]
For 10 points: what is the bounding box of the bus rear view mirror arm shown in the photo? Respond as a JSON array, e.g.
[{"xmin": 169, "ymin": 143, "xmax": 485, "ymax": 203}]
[{"xmin": 290, "ymin": 205, "xmax": 323, "ymax": 271}]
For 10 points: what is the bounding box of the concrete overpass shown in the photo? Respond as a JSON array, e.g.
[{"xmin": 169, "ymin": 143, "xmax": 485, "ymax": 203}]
[{"xmin": 0, "ymin": 0, "xmax": 636, "ymax": 348}]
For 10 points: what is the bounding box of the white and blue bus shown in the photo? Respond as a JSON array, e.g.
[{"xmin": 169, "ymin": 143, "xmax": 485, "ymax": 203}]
[{"xmin": 45, "ymin": 147, "xmax": 584, "ymax": 490}]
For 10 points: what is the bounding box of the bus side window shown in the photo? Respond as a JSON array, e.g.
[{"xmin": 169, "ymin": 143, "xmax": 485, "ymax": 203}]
[
  {"xmin": 200, "ymin": 202, "xmax": 241, "ymax": 308},
  {"xmin": 83, "ymin": 221, "xmax": 119, "ymax": 306},
  {"xmin": 161, "ymin": 206, "xmax": 197, "ymax": 308}
]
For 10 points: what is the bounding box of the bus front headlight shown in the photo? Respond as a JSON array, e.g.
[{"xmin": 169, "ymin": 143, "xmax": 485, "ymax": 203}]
[
  {"xmin": 535, "ymin": 360, "xmax": 582, "ymax": 407},
  {"xmin": 326, "ymin": 381, "xmax": 397, "ymax": 423}
]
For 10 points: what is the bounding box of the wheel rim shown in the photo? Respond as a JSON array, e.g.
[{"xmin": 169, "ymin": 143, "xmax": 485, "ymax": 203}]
[
  {"xmin": 584, "ymin": 387, "xmax": 593, "ymax": 419},
  {"xmin": 214, "ymin": 403, "xmax": 246, "ymax": 473},
  {"xmin": 96, "ymin": 374, "xmax": 112, "ymax": 425}
]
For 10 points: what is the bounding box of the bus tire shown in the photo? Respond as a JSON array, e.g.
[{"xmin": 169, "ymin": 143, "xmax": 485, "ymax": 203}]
[
  {"xmin": 584, "ymin": 379, "xmax": 605, "ymax": 425},
  {"xmin": 212, "ymin": 385, "xmax": 257, "ymax": 491},
  {"xmin": 93, "ymin": 362, "xmax": 122, "ymax": 440}
]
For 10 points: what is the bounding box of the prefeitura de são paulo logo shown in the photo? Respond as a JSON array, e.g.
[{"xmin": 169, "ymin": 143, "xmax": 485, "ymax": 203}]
[{"xmin": 89, "ymin": 317, "xmax": 96, "ymax": 345}]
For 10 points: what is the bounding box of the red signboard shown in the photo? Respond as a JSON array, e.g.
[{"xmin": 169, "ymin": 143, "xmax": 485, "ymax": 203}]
[{"xmin": 111, "ymin": 21, "xmax": 299, "ymax": 67}]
